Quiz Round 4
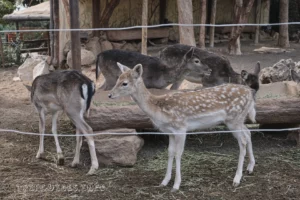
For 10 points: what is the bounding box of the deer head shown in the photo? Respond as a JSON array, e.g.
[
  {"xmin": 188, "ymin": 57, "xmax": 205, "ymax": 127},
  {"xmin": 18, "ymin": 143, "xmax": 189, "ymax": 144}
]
[
  {"xmin": 183, "ymin": 47, "xmax": 211, "ymax": 75},
  {"xmin": 108, "ymin": 63, "xmax": 143, "ymax": 99},
  {"xmin": 241, "ymin": 62, "xmax": 261, "ymax": 91}
]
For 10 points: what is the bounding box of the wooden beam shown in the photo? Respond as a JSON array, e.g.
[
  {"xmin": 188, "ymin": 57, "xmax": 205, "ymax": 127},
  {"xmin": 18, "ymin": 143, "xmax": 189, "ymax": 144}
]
[
  {"xmin": 159, "ymin": 0, "xmax": 167, "ymax": 24},
  {"xmin": 49, "ymin": 0, "xmax": 54, "ymax": 63},
  {"xmin": 20, "ymin": 47, "xmax": 49, "ymax": 53},
  {"xmin": 0, "ymin": 36, "xmax": 5, "ymax": 67},
  {"xmin": 141, "ymin": 0, "xmax": 148, "ymax": 55},
  {"xmin": 15, "ymin": 22, "xmax": 21, "ymax": 64},
  {"xmin": 209, "ymin": 0, "xmax": 217, "ymax": 48},
  {"xmin": 254, "ymin": 0, "xmax": 261, "ymax": 44},
  {"xmin": 199, "ymin": 0, "xmax": 207, "ymax": 49},
  {"xmin": 53, "ymin": 0, "xmax": 59, "ymax": 67},
  {"xmin": 92, "ymin": 0, "xmax": 101, "ymax": 37},
  {"xmin": 69, "ymin": 0, "xmax": 81, "ymax": 71}
]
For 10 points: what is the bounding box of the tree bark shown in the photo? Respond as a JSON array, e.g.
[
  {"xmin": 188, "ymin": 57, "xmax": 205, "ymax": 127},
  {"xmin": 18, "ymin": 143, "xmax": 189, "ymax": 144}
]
[
  {"xmin": 87, "ymin": 98, "xmax": 300, "ymax": 131},
  {"xmin": 228, "ymin": 0, "xmax": 255, "ymax": 55},
  {"xmin": 199, "ymin": 0, "xmax": 207, "ymax": 49},
  {"xmin": 278, "ymin": 0, "xmax": 290, "ymax": 48},
  {"xmin": 177, "ymin": 0, "xmax": 196, "ymax": 46},
  {"xmin": 99, "ymin": 0, "xmax": 121, "ymax": 28},
  {"xmin": 141, "ymin": 0, "xmax": 148, "ymax": 55},
  {"xmin": 254, "ymin": 0, "xmax": 261, "ymax": 44},
  {"xmin": 53, "ymin": 0, "xmax": 59, "ymax": 67},
  {"xmin": 69, "ymin": 0, "xmax": 81, "ymax": 71},
  {"xmin": 209, "ymin": 0, "xmax": 217, "ymax": 48},
  {"xmin": 92, "ymin": 0, "xmax": 101, "ymax": 37},
  {"xmin": 0, "ymin": 36, "xmax": 5, "ymax": 67}
]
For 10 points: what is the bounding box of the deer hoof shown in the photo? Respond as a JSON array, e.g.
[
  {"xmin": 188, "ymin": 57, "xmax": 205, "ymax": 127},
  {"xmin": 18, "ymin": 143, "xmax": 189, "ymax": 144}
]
[
  {"xmin": 87, "ymin": 168, "xmax": 97, "ymax": 175},
  {"xmin": 171, "ymin": 188, "xmax": 178, "ymax": 193},
  {"xmin": 36, "ymin": 152, "xmax": 45, "ymax": 160},
  {"xmin": 232, "ymin": 181, "xmax": 240, "ymax": 187}
]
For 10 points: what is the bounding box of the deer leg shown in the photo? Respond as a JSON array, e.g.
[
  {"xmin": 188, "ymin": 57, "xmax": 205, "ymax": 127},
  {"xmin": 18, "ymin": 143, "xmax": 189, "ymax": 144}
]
[
  {"xmin": 172, "ymin": 133, "xmax": 186, "ymax": 192},
  {"xmin": 51, "ymin": 111, "xmax": 64, "ymax": 165},
  {"xmin": 170, "ymin": 79, "xmax": 184, "ymax": 90},
  {"xmin": 70, "ymin": 114, "xmax": 99, "ymax": 175},
  {"xmin": 242, "ymin": 125, "xmax": 255, "ymax": 174},
  {"xmin": 36, "ymin": 109, "xmax": 46, "ymax": 159},
  {"xmin": 227, "ymin": 123, "xmax": 247, "ymax": 187},
  {"xmin": 71, "ymin": 128, "xmax": 82, "ymax": 168},
  {"xmin": 160, "ymin": 134, "xmax": 175, "ymax": 187}
]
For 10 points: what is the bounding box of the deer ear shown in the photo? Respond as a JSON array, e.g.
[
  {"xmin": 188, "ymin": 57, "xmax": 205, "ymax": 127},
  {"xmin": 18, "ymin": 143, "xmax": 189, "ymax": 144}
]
[
  {"xmin": 117, "ymin": 62, "xmax": 130, "ymax": 73},
  {"xmin": 183, "ymin": 47, "xmax": 195, "ymax": 61},
  {"xmin": 254, "ymin": 62, "xmax": 261, "ymax": 75},
  {"xmin": 132, "ymin": 64, "xmax": 143, "ymax": 79},
  {"xmin": 291, "ymin": 70, "xmax": 300, "ymax": 83}
]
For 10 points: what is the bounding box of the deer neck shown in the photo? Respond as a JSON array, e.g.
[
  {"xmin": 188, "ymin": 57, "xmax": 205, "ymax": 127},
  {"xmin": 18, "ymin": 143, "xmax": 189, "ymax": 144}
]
[{"xmin": 130, "ymin": 80, "xmax": 156, "ymax": 118}]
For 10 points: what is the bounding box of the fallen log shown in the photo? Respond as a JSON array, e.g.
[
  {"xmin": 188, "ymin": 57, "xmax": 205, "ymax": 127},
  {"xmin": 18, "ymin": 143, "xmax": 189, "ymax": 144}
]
[{"xmin": 87, "ymin": 98, "xmax": 300, "ymax": 131}]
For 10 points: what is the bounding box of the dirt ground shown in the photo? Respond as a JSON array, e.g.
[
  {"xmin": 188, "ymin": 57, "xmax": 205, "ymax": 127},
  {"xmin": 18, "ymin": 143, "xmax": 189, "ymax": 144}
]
[{"xmin": 1, "ymin": 41, "xmax": 300, "ymax": 200}]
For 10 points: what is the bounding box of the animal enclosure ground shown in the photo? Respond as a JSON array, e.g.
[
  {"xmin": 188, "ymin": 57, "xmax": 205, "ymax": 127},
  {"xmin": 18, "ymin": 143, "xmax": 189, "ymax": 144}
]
[{"xmin": 1, "ymin": 41, "xmax": 300, "ymax": 199}]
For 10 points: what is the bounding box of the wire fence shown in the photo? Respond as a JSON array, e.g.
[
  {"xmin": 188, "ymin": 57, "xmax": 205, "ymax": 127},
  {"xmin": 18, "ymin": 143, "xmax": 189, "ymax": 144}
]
[{"xmin": 0, "ymin": 21, "xmax": 300, "ymax": 137}]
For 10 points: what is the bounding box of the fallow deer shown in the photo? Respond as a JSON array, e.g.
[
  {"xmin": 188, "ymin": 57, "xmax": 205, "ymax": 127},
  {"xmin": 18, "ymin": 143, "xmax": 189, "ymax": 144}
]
[
  {"xmin": 241, "ymin": 62, "xmax": 261, "ymax": 92},
  {"xmin": 30, "ymin": 70, "xmax": 99, "ymax": 175},
  {"xmin": 108, "ymin": 63, "xmax": 256, "ymax": 191},
  {"xmin": 95, "ymin": 48, "xmax": 211, "ymax": 90}
]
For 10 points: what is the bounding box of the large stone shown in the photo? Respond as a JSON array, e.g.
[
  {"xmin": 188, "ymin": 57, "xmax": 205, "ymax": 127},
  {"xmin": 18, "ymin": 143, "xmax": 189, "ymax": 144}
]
[
  {"xmin": 66, "ymin": 49, "xmax": 96, "ymax": 67},
  {"xmin": 17, "ymin": 57, "xmax": 43, "ymax": 82},
  {"xmin": 91, "ymin": 129, "xmax": 144, "ymax": 166},
  {"xmin": 260, "ymin": 59, "xmax": 300, "ymax": 84},
  {"xmin": 100, "ymin": 41, "xmax": 113, "ymax": 52},
  {"xmin": 86, "ymin": 37, "xmax": 102, "ymax": 57},
  {"xmin": 121, "ymin": 42, "xmax": 137, "ymax": 52},
  {"xmin": 33, "ymin": 61, "xmax": 50, "ymax": 80}
]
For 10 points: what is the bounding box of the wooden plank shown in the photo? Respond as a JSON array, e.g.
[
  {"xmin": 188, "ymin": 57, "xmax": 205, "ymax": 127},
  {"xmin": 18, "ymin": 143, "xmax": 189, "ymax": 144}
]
[
  {"xmin": 49, "ymin": 0, "xmax": 54, "ymax": 62},
  {"xmin": 92, "ymin": 0, "xmax": 101, "ymax": 37},
  {"xmin": 106, "ymin": 27, "xmax": 170, "ymax": 41},
  {"xmin": 20, "ymin": 47, "xmax": 49, "ymax": 53},
  {"xmin": 209, "ymin": 0, "xmax": 217, "ymax": 48},
  {"xmin": 53, "ymin": 0, "xmax": 59, "ymax": 67},
  {"xmin": 87, "ymin": 98, "xmax": 300, "ymax": 131},
  {"xmin": 141, "ymin": 0, "xmax": 148, "ymax": 55},
  {"xmin": 254, "ymin": 0, "xmax": 261, "ymax": 44},
  {"xmin": 69, "ymin": 0, "xmax": 81, "ymax": 71}
]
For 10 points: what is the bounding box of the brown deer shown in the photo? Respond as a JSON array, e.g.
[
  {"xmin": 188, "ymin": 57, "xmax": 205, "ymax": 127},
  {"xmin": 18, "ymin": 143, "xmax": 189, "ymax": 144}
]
[
  {"xmin": 108, "ymin": 62, "xmax": 257, "ymax": 191},
  {"xmin": 30, "ymin": 70, "xmax": 99, "ymax": 175},
  {"xmin": 241, "ymin": 62, "xmax": 261, "ymax": 92}
]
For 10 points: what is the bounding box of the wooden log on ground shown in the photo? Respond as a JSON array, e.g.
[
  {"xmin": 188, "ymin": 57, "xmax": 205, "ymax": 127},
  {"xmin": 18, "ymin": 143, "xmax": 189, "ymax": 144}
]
[{"xmin": 87, "ymin": 98, "xmax": 300, "ymax": 131}]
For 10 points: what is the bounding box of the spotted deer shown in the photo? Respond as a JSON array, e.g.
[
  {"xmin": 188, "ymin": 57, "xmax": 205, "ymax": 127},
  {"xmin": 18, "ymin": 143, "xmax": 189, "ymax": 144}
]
[
  {"xmin": 241, "ymin": 62, "xmax": 261, "ymax": 92},
  {"xmin": 109, "ymin": 63, "xmax": 256, "ymax": 191},
  {"xmin": 30, "ymin": 70, "xmax": 99, "ymax": 175}
]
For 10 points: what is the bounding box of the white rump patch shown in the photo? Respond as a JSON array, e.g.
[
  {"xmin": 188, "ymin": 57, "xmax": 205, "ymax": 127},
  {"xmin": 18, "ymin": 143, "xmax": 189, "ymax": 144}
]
[{"xmin": 82, "ymin": 84, "xmax": 88, "ymax": 100}]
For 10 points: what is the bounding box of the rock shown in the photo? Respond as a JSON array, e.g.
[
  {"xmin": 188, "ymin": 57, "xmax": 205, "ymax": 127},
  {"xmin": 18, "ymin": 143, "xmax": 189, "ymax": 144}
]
[
  {"xmin": 111, "ymin": 41, "xmax": 126, "ymax": 49},
  {"xmin": 121, "ymin": 43, "xmax": 137, "ymax": 52},
  {"xmin": 169, "ymin": 29, "xmax": 178, "ymax": 42},
  {"xmin": 33, "ymin": 61, "xmax": 49, "ymax": 80},
  {"xmin": 17, "ymin": 58, "xmax": 42, "ymax": 82},
  {"xmin": 100, "ymin": 41, "xmax": 113, "ymax": 52},
  {"xmin": 254, "ymin": 46, "xmax": 293, "ymax": 54},
  {"xmin": 86, "ymin": 37, "xmax": 102, "ymax": 57},
  {"xmin": 90, "ymin": 129, "xmax": 144, "ymax": 166},
  {"xmin": 66, "ymin": 49, "xmax": 96, "ymax": 67},
  {"xmin": 13, "ymin": 77, "xmax": 21, "ymax": 82},
  {"xmin": 260, "ymin": 58, "xmax": 300, "ymax": 84}
]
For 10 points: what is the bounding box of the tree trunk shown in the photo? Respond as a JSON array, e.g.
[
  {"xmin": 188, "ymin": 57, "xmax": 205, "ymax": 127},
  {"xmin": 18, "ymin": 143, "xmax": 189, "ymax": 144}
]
[
  {"xmin": 228, "ymin": 0, "xmax": 255, "ymax": 55},
  {"xmin": 92, "ymin": 0, "xmax": 101, "ymax": 37},
  {"xmin": 69, "ymin": 0, "xmax": 81, "ymax": 71},
  {"xmin": 177, "ymin": 0, "xmax": 196, "ymax": 46},
  {"xmin": 87, "ymin": 98, "xmax": 300, "ymax": 131},
  {"xmin": 99, "ymin": 0, "xmax": 121, "ymax": 28},
  {"xmin": 254, "ymin": 0, "xmax": 261, "ymax": 44},
  {"xmin": 141, "ymin": 0, "xmax": 148, "ymax": 55},
  {"xmin": 199, "ymin": 0, "xmax": 207, "ymax": 49},
  {"xmin": 53, "ymin": 0, "xmax": 59, "ymax": 67},
  {"xmin": 278, "ymin": 0, "xmax": 290, "ymax": 48},
  {"xmin": 209, "ymin": 0, "xmax": 217, "ymax": 48},
  {"xmin": 0, "ymin": 36, "xmax": 5, "ymax": 67}
]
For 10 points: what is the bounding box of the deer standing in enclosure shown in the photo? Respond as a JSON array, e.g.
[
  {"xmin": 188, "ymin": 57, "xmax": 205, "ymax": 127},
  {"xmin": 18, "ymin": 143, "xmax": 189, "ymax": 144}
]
[
  {"xmin": 109, "ymin": 63, "xmax": 257, "ymax": 191},
  {"xmin": 30, "ymin": 70, "xmax": 99, "ymax": 174}
]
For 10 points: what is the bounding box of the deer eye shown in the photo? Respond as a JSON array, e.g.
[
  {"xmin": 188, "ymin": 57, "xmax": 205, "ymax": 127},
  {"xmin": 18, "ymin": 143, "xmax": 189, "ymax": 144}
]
[
  {"xmin": 194, "ymin": 59, "xmax": 200, "ymax": 64},
  {"xmin": 122, "ymin": 82, "xmax": 128, "ymax": 86}
]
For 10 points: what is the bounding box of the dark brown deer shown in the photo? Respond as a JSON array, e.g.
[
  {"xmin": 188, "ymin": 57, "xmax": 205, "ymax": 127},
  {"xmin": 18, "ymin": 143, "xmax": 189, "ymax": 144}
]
[{"xmin": 95, "ymin": 48, "xmax": 211, "ymax": 90}]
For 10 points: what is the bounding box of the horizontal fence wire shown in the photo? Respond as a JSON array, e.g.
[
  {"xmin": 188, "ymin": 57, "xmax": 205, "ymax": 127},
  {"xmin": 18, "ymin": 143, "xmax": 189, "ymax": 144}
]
[
  {"xmin": 0, "ymin": 22, "xmax": 300, "ymax": 33},
  {"xmin": 0, "ymin": 127, "xmax": 299, "ymax": 137},
  {"xmin": 1, "ymin": 21, "xmax": 300, "ymax": 137}
]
